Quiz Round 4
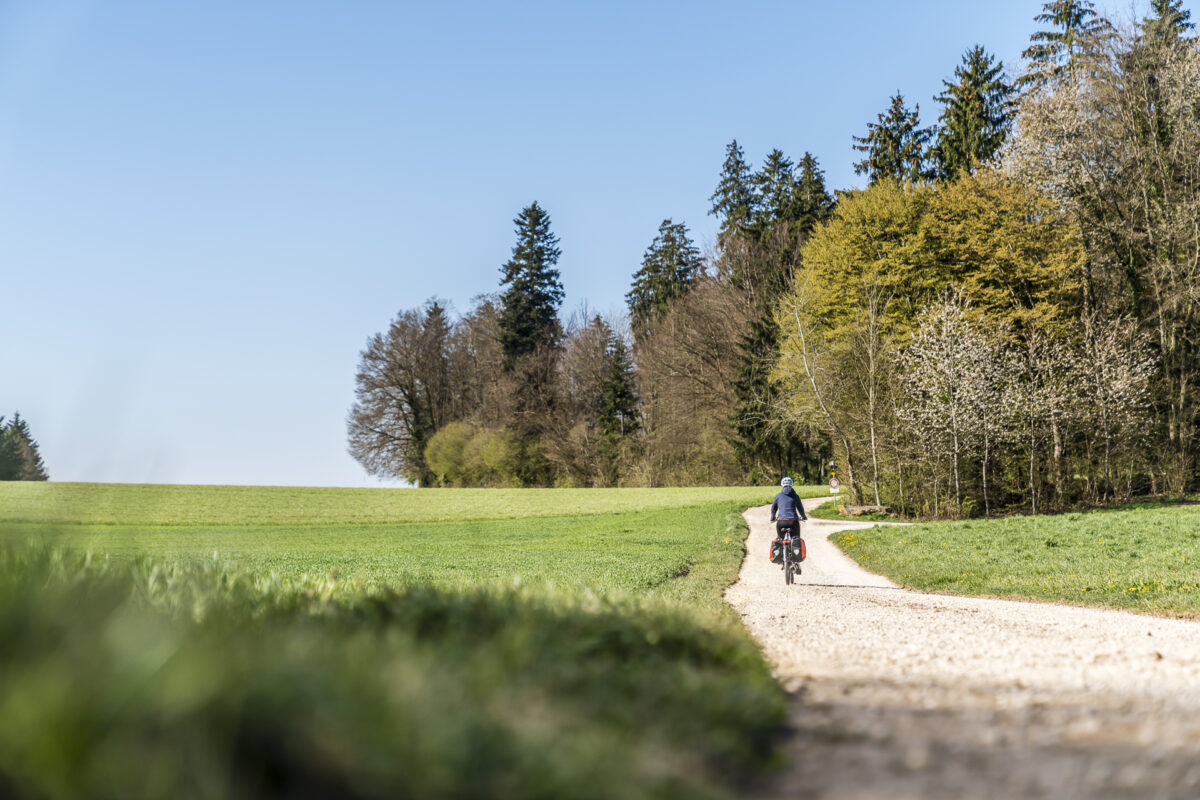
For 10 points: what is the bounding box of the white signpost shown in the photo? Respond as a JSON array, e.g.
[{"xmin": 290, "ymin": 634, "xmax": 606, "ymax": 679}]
[{"xmin": 829, "ymin": 477, "xmax": 840, "ymax": 494}]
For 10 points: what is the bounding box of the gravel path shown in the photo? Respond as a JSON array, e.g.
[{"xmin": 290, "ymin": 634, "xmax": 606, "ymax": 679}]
[{"xmin": 726, "ymin": 499, "xmax": 1200, "ymax": 800}]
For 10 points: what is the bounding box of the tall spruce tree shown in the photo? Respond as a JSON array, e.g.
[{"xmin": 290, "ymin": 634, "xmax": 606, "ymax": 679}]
[
  {"xmin": 498, "ymin": 202, "xmax": 564, "ymax": 371},
  {"xmin": 852, "ymin": 93, "xmax": 935, "ymax": 184},
  {"xmin": 794, "ymin": 153, "xmax": 836, "ymax": 230},
  {"xmin": 1130, "ymin": 0, "xmax": 1196, "ymax": 161},
  {"xmin": 595, "ymin": 327, "xmax": 640, "ymax": 485},
  {"xmin": 1140, "ymin": 0, "xmax": 1194, "ymax": 43},
  {"xmin": 599, "ymin": 331, "xmax": 639, "ymax": 439},
  {"xmin": 1017, "ymin": 0, "xmax": 1112, "ymax": 90},
  {"xmin": 0, "ymin": 413, "xmax": 48, "ymax": 481},
  {"xmin": 0, "ymin": 416, "xmax": 15, "ymax": 480},
  {"xmin": 709, "ymin": 140, "xmax": 758, "ymax": 243},
  {"xmin": 933, "ymin": 46, "xmax": 1014, "ymax": 180},
  {"xmin": 735, "ymin": 151, "xmax": 834, "ymax": 294},
  {"xmin": 750, "ymin": 149, "xmax": 797, "ymax": 236},
  {"xmin": 626, "ymin": 219, "xmax": 703, "ymax": 340},
  {"xmin": 731, "ymin": 316, "xmax": 781, "ymax": 474}
]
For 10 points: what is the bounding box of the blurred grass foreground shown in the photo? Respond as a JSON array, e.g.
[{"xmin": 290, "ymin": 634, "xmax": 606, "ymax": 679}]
[{"xmin": 0, "ymin": 483, "xmax": 801, "ymax": 799}]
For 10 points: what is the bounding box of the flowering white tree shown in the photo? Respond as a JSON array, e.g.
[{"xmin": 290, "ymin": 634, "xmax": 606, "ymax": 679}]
[
  {"xmin": 1009, "ymin": 330, "xmax": 1077, "ymax": 514},
  {"xmin": 1074, "ymin": 314, "xmax": 1156, "ymax": 499},
  {"xmin": 899, "ymin": 294, "xmax": 1009, "ymax": 515}
]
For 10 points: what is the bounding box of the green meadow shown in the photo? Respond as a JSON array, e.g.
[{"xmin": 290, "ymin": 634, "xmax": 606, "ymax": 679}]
[
  {"xmin": 1, "ymin": 482, "xmax": 824, "ymax": 594},
  {"xmin": 0, "ymin": 482, "xmax": 823, "ymax": 800},
  {"xmin": 833, "ymin": 502, "xmax": 1200, "ymax": 616},
  {"xmin": 1, "ymin": 482, "xmax": 811, "ymax": 526}
]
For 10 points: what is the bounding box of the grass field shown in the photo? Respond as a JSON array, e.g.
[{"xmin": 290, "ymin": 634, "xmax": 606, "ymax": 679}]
[
  {"xmin": 0, "ymin": 481, "xmax": 826, "ymax": 595},
  {"xmin": 833, "ymin": 502, "xmax": 1200, "ymax": 616},
  {"xmin": 0, "ymin": 482, "xmax": 823, "ymax": 526},
  {"xmin": 0, "ymin": 482, "xmax": 816, "ymax": 800}
]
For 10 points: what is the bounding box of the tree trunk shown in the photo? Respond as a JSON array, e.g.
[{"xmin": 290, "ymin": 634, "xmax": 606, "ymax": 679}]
[
  {"xmin": 951, "ymin": 411, "xmax": 961, "ymax": 512},
  {"xmin": 1029, "ymin": 407, "xmax": 1038, "ymax": 515},
  {"xmin": 868, "ymin": 413, "xmax": 882, "ymax": 507},
  {"xmin": 791, "ymin": 295, "xmax": 861, "ymax": 502},
  {"xmin": 1102, "ymin": 411, "xmax": 1113, "ymax": 502},
  {"xmin": 1051, "ymin": 417, "xmax": 1063, "ymax": 506},
  {"xmin": 981, "ymin": 435, "xmax": 991, "ymax": 517}
]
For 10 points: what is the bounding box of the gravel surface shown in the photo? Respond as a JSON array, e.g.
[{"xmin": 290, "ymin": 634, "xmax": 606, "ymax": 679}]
[{"xmin": 726, "ymin": 500, "xmax": 1200, "ymax": 800}]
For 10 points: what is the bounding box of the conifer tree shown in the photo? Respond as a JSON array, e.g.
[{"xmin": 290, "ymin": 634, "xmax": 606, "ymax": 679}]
[
  {"xmin": 733, "ymin": 152, "xmax": 834, "ymax": 294},
  {"xmin": 590, "ymin": 328, "xmax": 638, "ymax": 484},
  {"xmin": 0, "ymin": 413, "xmax": 49, "ymax": 481},
  {"xmin": 1140, "ymin": 0, "xmax": 1194, "ymax": 43},
  {"xmin": 933, "ymin": 46, "xmax": 1014, "ymax": 180},
  {"xmin": 626, "ymin": 219, "xmax": 703, "ymax": 340},
  {"xmin": 793, "ymin": 153, "xmax": 836, "ymax": 232},
  {"xmin": 732, "ymin": 152, "xmax": 834, "ymax": 480},
  {"xmin": 1017, "ymin": 0, "xmax": 1112, "ymax": 90},
  {"xmin": 731, "ymin": 316, "xmax": 781, "ymax": 472},
  {"xmin": 852, "ymin": 94, "xmax": 934, "ymax": 184},
  {"xmin": 709, "ymin": 140, "xmax": 758, "ymax": 243},
  {"xmin": 1131, "ymin": 0, "xmax": 1196, "ymax": 155},
  {"xmin": 0, "ymin": 417, "xmax": 15, "ymax": 480},
  {"xmin": 498, "ymin": 202, "xmax": 564, "ymax": 371},
  {"xmin": 750, "ymin": 149, "xmax": 797, "ymax": 236},
  {"xmin": 599, "ymin": 332, "xmax": 639, "ymax": 439}
]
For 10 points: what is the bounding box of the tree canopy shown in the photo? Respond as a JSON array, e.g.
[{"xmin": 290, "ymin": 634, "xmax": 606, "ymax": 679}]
[
  {"xmin": 0, "ymin": 414, "xmax": 49, "ymax": 481},
  {"xmin": 933, "ymin": 46, "xmax": 1014, "ymax": 179},
  {"xmin": 626, "ymin": 219, "xmax": 703, "ymax": 340},
  {"xmin": 709, "ymin": 140, "xmax": 757, "ymax": 242},
  {"xmin": 1017, "ymin": 0, "xmax": 1112, "ymax": 89},
  {"xmin": 498, "ymin": 202, "xmax": 564, "ymax": 371}
]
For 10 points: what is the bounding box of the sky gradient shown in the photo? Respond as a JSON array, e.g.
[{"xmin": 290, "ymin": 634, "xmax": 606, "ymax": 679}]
[{"xmin": 4, "ymin": 0, "xmax": 1184, "ymax": 486}]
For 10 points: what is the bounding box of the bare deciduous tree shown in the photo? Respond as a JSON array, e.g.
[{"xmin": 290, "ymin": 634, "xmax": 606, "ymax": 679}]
[
  {"xmin": 347, "ymin": 300, "xmax": 458, "ymax": 485},
  {"xmin": 636, "ymin": 277, "xmax": 750, "ymax": 485}
]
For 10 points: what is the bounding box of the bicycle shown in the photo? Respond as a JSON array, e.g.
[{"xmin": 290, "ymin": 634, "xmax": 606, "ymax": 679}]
[{"xmin": 771, "ymin": 522, "xmax": 806, "ymax": 585}]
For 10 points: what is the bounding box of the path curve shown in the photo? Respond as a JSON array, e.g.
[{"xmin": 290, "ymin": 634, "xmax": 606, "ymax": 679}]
[{"xmin": 726, "ymin": 499, "xmax": 1200, "ymax": 800}]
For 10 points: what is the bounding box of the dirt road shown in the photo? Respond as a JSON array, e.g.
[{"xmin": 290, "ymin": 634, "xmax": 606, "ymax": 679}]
[{"xmin": 725, "ymin": 500, "xmax": 1200, "ymax": 800}]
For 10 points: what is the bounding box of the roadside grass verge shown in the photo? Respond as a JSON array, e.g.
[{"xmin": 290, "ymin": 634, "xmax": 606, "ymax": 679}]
[
  {"xmin": 832, "ymin": 504, "xmax": 1200, "ymax": 616},
  {"xmin": 0, "ymin": 485, "xmax": 790, "ymax": 799},
  {"xmin": 806, "ymin": 498, "xmax": 892, "ymax": 522}
]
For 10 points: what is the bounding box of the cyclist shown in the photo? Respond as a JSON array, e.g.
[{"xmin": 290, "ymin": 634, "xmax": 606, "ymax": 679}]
[{"xmin": 770, "ymin": 476, "xmax": 807, "ymax": 546}]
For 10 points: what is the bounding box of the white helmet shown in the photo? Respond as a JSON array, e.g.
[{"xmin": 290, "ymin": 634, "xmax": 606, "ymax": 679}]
[{"xmin": 780, "ymin": 476, "xmax": 793, "ymax": 487}]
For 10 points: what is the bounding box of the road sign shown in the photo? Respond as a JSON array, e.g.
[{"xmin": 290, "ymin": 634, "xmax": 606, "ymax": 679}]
[{"xmin": 829, "ymin": 477, "xmax": 840, "ymax": 490}]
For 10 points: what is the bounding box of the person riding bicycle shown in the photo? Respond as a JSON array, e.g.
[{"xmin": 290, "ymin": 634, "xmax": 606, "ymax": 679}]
[{"xmin": 770, "ymin": 476, "xmax": 807, "ymax": 543}]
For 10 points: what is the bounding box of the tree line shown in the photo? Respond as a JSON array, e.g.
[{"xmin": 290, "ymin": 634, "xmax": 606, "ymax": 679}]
[
  {"xmin": 0, "ymin": 414, "xmax": 49, "ymax": 481},
  {"xmin": 780, "ymin": 0, "xmax": 1198, "ymax": 515},
  {"xmin": 349, "ymin": 1, "xmax": 1200, "ymax": 514},
  {"xmin": 347, "ymin": 152, "xmax": 835, "ymax": 488}
]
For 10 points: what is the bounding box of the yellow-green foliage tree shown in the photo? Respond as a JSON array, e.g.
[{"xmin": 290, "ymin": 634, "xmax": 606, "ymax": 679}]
[
  {"xmin": 922, "ymin": 171, "xmax": 1085, "ymax": 336},
  {"xmin": 776, "ymin": 180, "xmax": 931, "ymax": 506},
  {"xmin": 425, "ymin": 422, "xmax": 521, "ymax": 487},
  {"xmin": 776, "ymin": 173, "xmax": 1088, "ymax": 515}
]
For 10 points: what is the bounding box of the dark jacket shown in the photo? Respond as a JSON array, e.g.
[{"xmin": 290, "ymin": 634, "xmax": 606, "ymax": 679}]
[{"xmin": 771, "ymin": 487, "xmax": 807, "ymax": 522}]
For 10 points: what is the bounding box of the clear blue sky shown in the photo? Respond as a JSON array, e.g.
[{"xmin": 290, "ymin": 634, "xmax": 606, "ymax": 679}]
[{"xmin": 3, "ymin": 0, "xmax": 1182, "ymax": 486}]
